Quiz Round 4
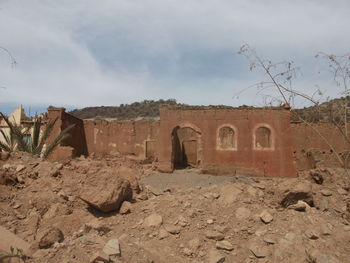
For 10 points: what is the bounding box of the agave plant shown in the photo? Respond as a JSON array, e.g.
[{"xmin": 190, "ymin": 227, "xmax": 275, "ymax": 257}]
[
  {"xmin": 0, "ymin": 112, "xmax": 75, "ymax": 158},
  {"xmin": 0, "ymin": 128, "xmax": 16, "ymax": 152}
]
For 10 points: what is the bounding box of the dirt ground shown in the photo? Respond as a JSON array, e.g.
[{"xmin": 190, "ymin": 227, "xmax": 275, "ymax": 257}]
[{"xmin": 0, "ymin": 152, "xmax": 349, "ymax": 263}]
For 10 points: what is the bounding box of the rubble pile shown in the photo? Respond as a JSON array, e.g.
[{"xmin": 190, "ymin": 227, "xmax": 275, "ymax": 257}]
[{"xmin": 0, "ymin": 152, "xmax": 349, "ymax": 262}]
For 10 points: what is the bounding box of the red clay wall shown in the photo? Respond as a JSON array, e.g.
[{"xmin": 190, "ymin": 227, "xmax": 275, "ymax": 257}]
[
  {"xmin": 158, "ymin": 106, "xmax": 296, "ymax": 178},
  {"xmin": 291, "ymin": 123, "xmax": 350, "ymax": 170},
  {"xmin": 83, "ymin": 119, "xmax": 159, "ymax": 158},
  {"xmin": 47, "ymin": 107, "xmax": 88, "ymax": 159}
]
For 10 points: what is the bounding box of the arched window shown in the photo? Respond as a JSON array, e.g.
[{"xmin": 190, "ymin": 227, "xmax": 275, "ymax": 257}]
[
  {"xmin": 217, "ymin": 125, "xmax": 237, "ymax": 150},
  {"xmin": 255, "ymin": 126, "xmax": 272, "ymax": 149}
]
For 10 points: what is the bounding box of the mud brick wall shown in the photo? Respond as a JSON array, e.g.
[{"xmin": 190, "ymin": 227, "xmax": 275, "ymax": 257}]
[
  {"xmin": 291, "ymin": 123, "xmax": 350, "ymax": 170},
  {"xmin": 48, "ymin": 107, "xmax": 88, "ymax": 158},
  {"xmin": 158, "ymin": 106, "xmax": 296, "ymax": 178},
  {"xmin": 83, "ymin": 119, "xmax": 159, "ymax": 157}
]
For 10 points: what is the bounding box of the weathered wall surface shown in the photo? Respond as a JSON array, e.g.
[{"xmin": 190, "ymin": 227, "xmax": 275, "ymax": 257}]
[
  {"xmin": 46, "ymin": 105, "xmax": 350, "ymax": 175},
  {"xmin": 83, "ymin": 119, "xmax": 159, "ymax": 158},
  {"xmin": 291, "ymin": 123, "xmax": 350, "ymax": 170},
  {"xmin": 47, "ymin": 107, "xmax": 88, "ymax": 160},
  {"xmin": 158, "ymin": 106, "xmax": 296, "ymax": 178}
]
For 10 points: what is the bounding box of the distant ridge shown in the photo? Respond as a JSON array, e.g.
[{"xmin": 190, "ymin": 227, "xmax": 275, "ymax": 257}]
[
  {"xmin": 69, "ymin": 97, "xmax": 350, "ymax": 122},
  {"xmin": 69, "ymin": 99, "xmax": 180, "ymax": 120}
]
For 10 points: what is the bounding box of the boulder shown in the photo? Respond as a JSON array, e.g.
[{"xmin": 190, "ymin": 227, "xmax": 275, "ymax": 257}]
[
  {"xmin": 38, "ymin": 228, "xmax": 64, "ymax": 249},
  {"xmin": 289, "ymin": 200, "xmax": 310, "ymax": 212},
  {"xmin": 118, "ymin": 167, "xmax": 140, "ymax": 194},
  {"xmin": 143, "ymin": 213, "xmax": 163, "ymax": 227},
  {"xmin": 279, "ymin": 180, "xmax": 314, "ymax": 207},
  {"xmin": 119, "ymin": 201, "xmax": 132, "ymax": 214},
  {"xmin": 103, "ymin": 238, "xmax": 121, "ymax": 258},
  {"xmin": 0, "ymin": 226, "xmax": 32, "ymax": 256},
  {"xmin": 80, "ymin": 174, "xmax": 132, "ymax": 213},
  {"xmin": 259, "ymin": 210, "xmax": 273, "ymax": 224}
]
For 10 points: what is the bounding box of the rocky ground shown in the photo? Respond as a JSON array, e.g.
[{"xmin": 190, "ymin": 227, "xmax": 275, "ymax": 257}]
[{"xmin": 0, "ymin": 152, "xmax": 349, "ymax": 263}]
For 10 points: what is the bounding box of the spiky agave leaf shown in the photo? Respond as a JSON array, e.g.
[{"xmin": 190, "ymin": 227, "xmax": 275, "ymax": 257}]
[
  {"xmin": 0, "ymin": 140, "xmax": 11, "ymax": 152},
  {"xmin": 0, "ymin": 112, "xmax": 30, "ymax": 152},
  {"xmin": 31, "ymin": 117, "xmax": 42, "ymax": 154},
  {"xmin": 43, "ymin": 124, "xmax": 75, "ymax": 159},
  {"xmin": 35, "ymin": 118, "xmax": 57, "ymax": 155},
  {"xmin": 0, "ymin": 129, "xmax": 11, "ymax": 148}
]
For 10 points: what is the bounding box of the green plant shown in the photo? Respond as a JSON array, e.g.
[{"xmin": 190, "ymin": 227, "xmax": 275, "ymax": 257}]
[
  {"xmin": 0, "ymin": 128, "xmax": 16, "ymax": 152},
  {"xmin": 0, "ymin": 112, "xmax": 74, "ymax": 158}
]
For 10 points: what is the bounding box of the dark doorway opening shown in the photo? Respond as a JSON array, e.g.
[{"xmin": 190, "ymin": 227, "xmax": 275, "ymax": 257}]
[{"xmin": 172, "ymin": 126, "xmax": 200, "ymax": 169}]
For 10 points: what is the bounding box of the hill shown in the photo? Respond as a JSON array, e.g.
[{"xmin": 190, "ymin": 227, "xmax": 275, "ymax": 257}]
[
  {"xmin": 69, "ymin": 97, "xmax": 350, "ymax": 123},
  {"xmin": 69, "ymin": 99, "xmax": 179, "ymax": 120},
  {"xmin": 292, "ymin": 96, "xmax": 350, "ymax": 123}
]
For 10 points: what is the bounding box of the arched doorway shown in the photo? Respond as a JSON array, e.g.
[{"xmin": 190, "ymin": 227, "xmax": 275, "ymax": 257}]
[{"xmin": 171, "ymin": 125, "xmax": 202, "ymax": 169}]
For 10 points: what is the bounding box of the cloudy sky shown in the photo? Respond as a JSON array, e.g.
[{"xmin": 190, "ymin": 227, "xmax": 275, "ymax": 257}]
[{"xmin": 0, "ymin": 0, "xmax": 349, "ymax": 114}]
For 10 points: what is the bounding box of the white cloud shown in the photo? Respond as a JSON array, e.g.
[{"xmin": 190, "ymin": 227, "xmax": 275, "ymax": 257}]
[{"xmin": 0, "ymin": 0, "xmax": 349, "ymax": 110}]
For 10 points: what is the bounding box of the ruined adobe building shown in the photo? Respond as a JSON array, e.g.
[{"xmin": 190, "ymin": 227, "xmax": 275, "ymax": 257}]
[{"xmin": 48, "ymin": 105, "xmax": 350, "ymax": 177}]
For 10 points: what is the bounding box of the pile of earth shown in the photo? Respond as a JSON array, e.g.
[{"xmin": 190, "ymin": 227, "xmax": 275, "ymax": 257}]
[{"xmin": 0, "ymin": 152, "xmax": 349, "ymax": 263}]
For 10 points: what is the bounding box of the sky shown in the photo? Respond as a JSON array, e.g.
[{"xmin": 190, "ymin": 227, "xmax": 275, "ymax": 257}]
[{"xmin": 0, "ymin": 0, "xmax": 350, "ymax": 115}]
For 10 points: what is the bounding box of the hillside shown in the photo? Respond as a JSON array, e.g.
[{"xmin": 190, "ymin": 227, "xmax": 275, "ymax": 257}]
[
  {"xmin": 69, "ymin": 97, "xmax": 350, "ymax": 123},
  {"xmin": 69, "ymin": 99, "xmax": 179, "ymax": 120},
  {"xmin": 292, "ymin": 96, "xmax": 350, "ymax": 123}
]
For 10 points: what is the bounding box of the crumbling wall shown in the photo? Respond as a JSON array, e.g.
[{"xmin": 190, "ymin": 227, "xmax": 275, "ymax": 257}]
[
  {"xmin": 47, "ymin": 107, "xmax": 88, "ymax": 160},
  {"xmin": 291, "ymin": 123, "xmax": 350, "ymax": 170},
  {"xmin": 158, "ymin": 106, "xmax": 296, "ymax": 178},
  {"xmin": 83, "ymin": 119, "xmax": 159, "ymax": 158}
]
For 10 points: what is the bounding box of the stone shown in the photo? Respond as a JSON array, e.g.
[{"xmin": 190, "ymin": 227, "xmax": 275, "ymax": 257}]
[
  {"xmin": 146, "ymin": 185, "xmax": 163, "ymax": 196},
  {"xmin": 0, "ymin": 226, "xmax": 31, "ymax": 257},
  {"xmin": 0, "ymin": 171, "xmax": 16, "ymax": 185},
  {"xmin": 321, "ymin": 189, "xmax": 332, "ymax": 197},
  {"xmin": 205, "ymin": 230, "xmax": 224, "ymax": 241},
  {"xmin": 207, "ymin": 219, "xmax": 214, "ymax": 224},
  {"xmin": 79, "ymin": 175, "xmax": 132, "ymax": 213},
  {"xmin": 306, "ymin": 249, "xmax": 341, "ymax": 263},
  {"xmin": 119, "ymin": 201, "xmax": 132, "ymax": 214},
  {"xmin": 249, "ymin": 245, "xmax": 267, "ymax": 258},
  {"xmin": 183, "ymin": 248, "xmax": 192, "ymax": 256},
  {"xmin": 235, "ymin": 207, "xmax": 251, "ymax": 220},
  {"xmin": 214, "ymin": 225, "xmax": 230, "ymax": 234},
  {"xmin": 177, "ymin": 216, "xmax": 188, "ymax": 227},
  {"xmin": 321, "ymin": 223, "xmax": 332, "ymax": 236},
  {"xmin": 305, "ymin": 229, "xmax": 319, "ymax": 240},
  {"xmin": 103, "ymin": 238, "xmax": 121, "ymax": 258},
  {"xmin": 188, "ymin": 238, "xmax": 201, "ymax": 251},
  {"xmin": 259, "ymin": 210, "xmax": 273, "ymax": 224},
  {"xmin": 219, "ymin": 185, "xmax": 242, "ymax": 205},
  {"xmin": 263, "ymin": 235, "xmax": 276, "ymax": 244},
  {"xmin": 158, "ymin": 228, "xmax": 169, "ymax": 239},
  {"xmin": 164, "ymin": 224, "xmax": 181, "ymax": 234},
  {"xmin": 0, "ymin": 151, "xmax": 10, "ymax": 160},
  {"xmin": 15, "ymin": 165, "xmax": 26, "ymax": 173},
  {"xmin": 280, "ymin": 181, "xmax": 313, "ymax": 207},
  {"xmin": 90, "ymin": 251, "xmax": 110, "ymax": 263},
  {"xmin": 289, "ymin": 200, "xmax": 310, "ymax": 212},
  {"xmin": 143, "ymin": 213, "xmax": 163, "ymax": 227},
  {"xmin": 39, "ymin": 228, "xmax": 64, "ymax": 249},
  {"xmin": 208, "ymin": 249, "xmax": 225, "ymax": 263},
  {"xmin": 216, "ymin": 240, "xmax": 234, "ymax": 251},
  {"xmin": 118, "ymin": 166, "xmax": 140, "ymax": 194},
  {"xmin": 84, "ymin": 218, "xmax": 112, "ymax": 234}
]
